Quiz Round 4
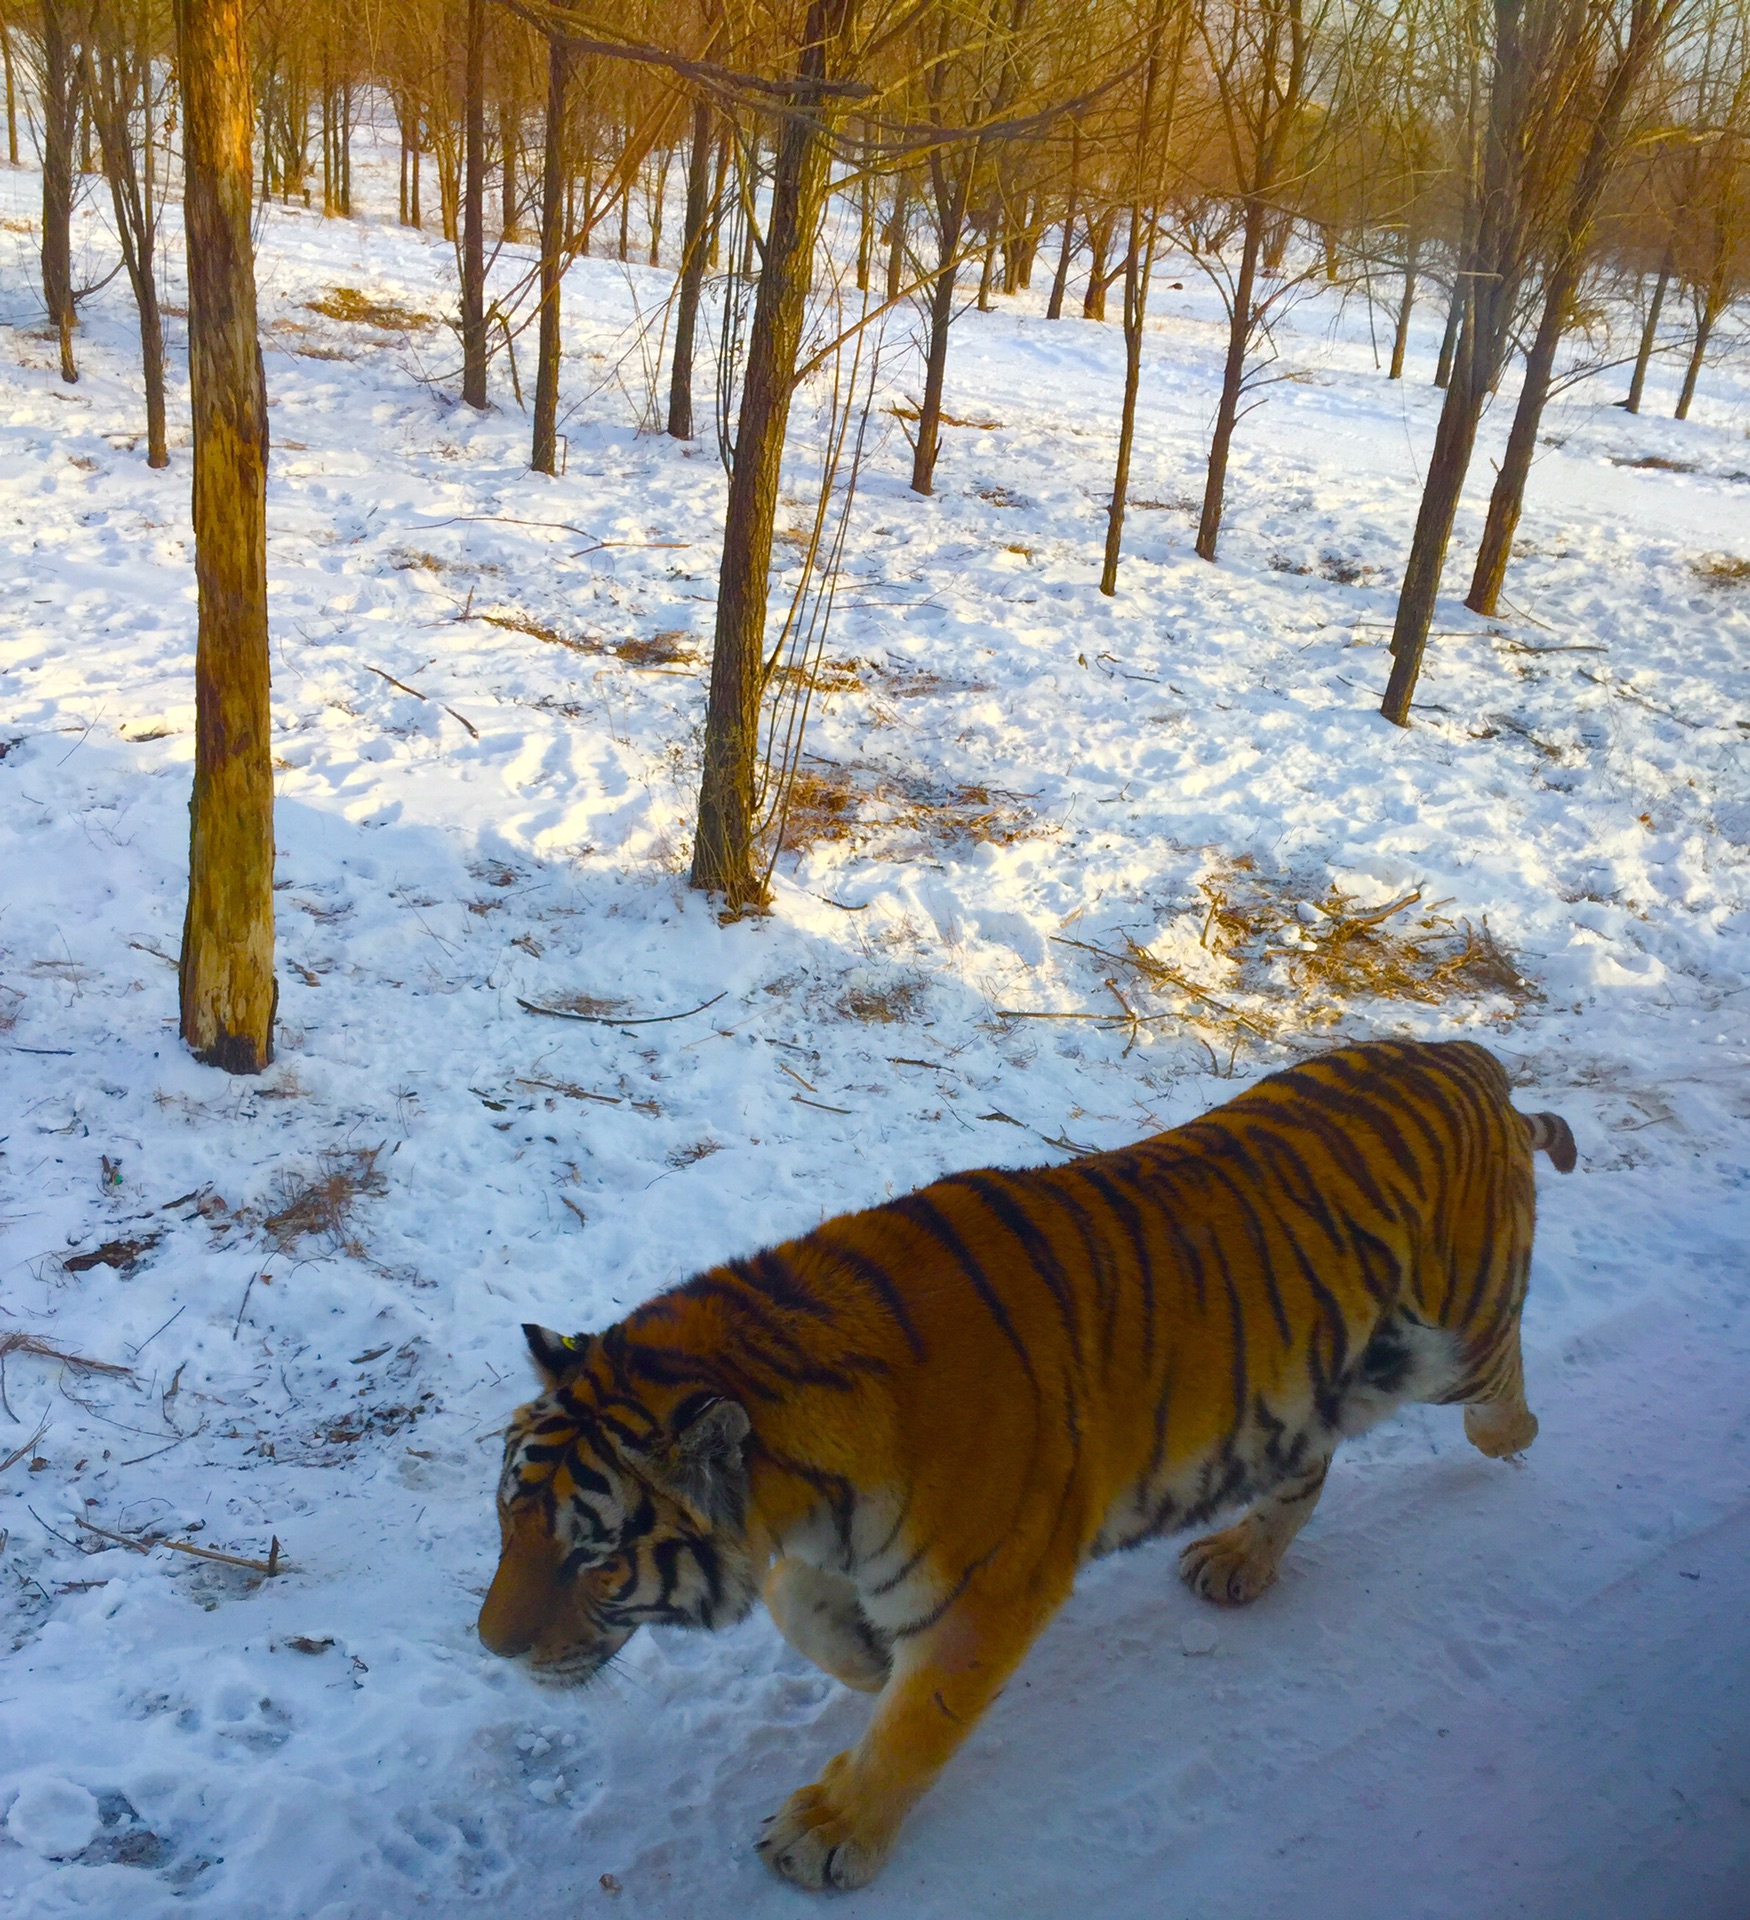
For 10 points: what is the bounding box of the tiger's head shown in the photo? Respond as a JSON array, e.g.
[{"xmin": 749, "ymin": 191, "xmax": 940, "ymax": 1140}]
[{"xmin": 477, "ymin": 1323, "xmax": 757, "ymax": 1684}]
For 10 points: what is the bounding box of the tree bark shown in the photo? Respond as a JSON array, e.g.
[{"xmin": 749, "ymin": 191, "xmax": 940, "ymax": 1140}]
[
  {"xmin": 1101, "ymin": 202, "xmax": 1156, "ymax": 594},
  {"xmin": 1082, "ymin": 207, "xmax": 1114, "ymax": 319},
  {"xmin": 1047, "ymin": 129, "xmax": 1081, "ymax": 319},
  {"xmin": 1, "ymin": 5, "xmax": 19, "ymax": 167},
  {"xmin": 691, "ymin": 2, "xmax": 849, "ymax": 913},
  {"xmin": 1623, "ymin": 251, "xmax": 1670, "ymax": 412},
  {"xmin": 174, "ymin": 0, "xmax": 275, "ymax": 1073},
  {"xmin": 1432, "ymin": 271, "xmax": 1462, "ymax": 386},
  {"xmin": 667, "ymin": 94, "xmax": 713, "ymax": 440},
  {"xmin": 1195, "ymin": 194, "xmax": 1264, "ymax": 561},
  {"xmin": 461, "ymin": 0, "xmax": 489, "ymax": 408},
  {"xmin": 910, "ymin": 155, "xmax": 973, "ymax": 497},
  {"xmin": 1388, "ymin": 235, "xmax": 1417, "ymax": 379},
  {"xmin": 884, "ymin": 168, "xmax": 908, "ymax": 301},
  {"xmin": 41, "ymin": 0, "xmax": 79, "ymax": 383},
  {"xmin": 531, "ymin": 34, "xmax": 570, "ymax": 474},
  {"xmin": 1674, "ymin": 293, "xmax": 1717, "ymax": 420},
  {"xmin": 88, "ymin": 40, "xmax": 167, "ymax": 467}
]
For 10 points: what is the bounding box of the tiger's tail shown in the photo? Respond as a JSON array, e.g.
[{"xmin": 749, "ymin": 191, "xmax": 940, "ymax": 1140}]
[{"xmin": 1521, "ymin": 1110, "xmax": 1577, "ymax": 1173}]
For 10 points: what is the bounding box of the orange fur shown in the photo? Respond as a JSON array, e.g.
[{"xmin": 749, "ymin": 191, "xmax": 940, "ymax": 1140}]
[{"xmin": 479, "ymin": 1037, "xmax": 1572, "ymax": 1888}]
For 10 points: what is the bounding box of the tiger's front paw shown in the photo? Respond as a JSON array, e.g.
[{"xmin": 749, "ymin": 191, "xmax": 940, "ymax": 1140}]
[
  {"xmin": 757, "ymin": 1763, "xmax": 895, "ymax": 1891},
  {"xmin": 1179, "ymin": 1522, "xmax": 1278, "ymax": 1606}
]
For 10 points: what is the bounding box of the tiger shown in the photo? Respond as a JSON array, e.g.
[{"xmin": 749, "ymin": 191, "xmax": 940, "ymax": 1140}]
[{"xmin": 477, "ymin": 1036, "xmax": 1575, "ymax": 1890}]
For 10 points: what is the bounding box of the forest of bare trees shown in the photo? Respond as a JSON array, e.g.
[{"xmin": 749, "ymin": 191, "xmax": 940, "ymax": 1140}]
[{"xmin": 6, "ymin": 0, "xmax": 1750, "ymax": 1058}]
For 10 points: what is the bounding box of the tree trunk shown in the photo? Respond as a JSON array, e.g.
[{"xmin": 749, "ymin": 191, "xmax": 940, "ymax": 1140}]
[
  {"xmin": 667, "ymin": 95, "xmax": 712, "ymax": 440},
  {"xmin": 1101, "ymin": 201, "xmax": 1157, "ymax": 595},
  {"xmin": 1195, "ymin": 194, "xmax": 1264, "ymax": 562},
  {"xmin": 1047, "ymin": 128, "xmax": 1081, "ymax": 319},
  {"xmin": 1388, "ymin": 235, "xmax": 1418, "ymax": 380},
  {"xmin": 1, "ymin": 8, "xmax": 19, "ymax": 167},
  {"xmin": 88, "ymin": 43, "xmax": 167, "ymax": 467},
  {"xmin": 1465, "ymin": 264, "xmax": 1572, "ymax": 614},
  {"xmin": 1082, "ymin": 208, "xmax": 1114, "ymax": 318},
  {"xmin": 691, "ymin": 2, "xmax": 849, "ymax": 913},
  {"xmin": 174, "ymin": 0, "xmax": 276, "ymax": 1073},
  {"xmin": 1466, "ymin": 0, "xmax": 1673, "ymax": 616},
  {"xmin": 501, "ymin": 101, "xmax": 518, "ymax": 239},
  {"xmin": 1432, "ymin": 272, "xmax": 1462, "ymax": 387},
  {"xmin": 910, "ymin": 157, "xmax": 972, "ymax": 497},
  {"xmin": 460, "ymin": 0, "xmax": 488, "ymax": 407},
  {"xmin": 1674, "ymin": 295, "xmax": 1717, "ymax": 420},
  {"xmin": 41, "ymin": 0, "xmax": 79, "ymax": 383},
  {"xmin": 1623, "ymin": 252, "xmax": 1670, "ymax": 412},
  {"xmin": 884, "ymin": 169, "xmax": 908, "ymax": 301},
  {"xmin": 531, "ymin": 35, "xmax": 570, "ymax": 474},
  {"xmin": 855, "ymin": 159, "xmax": 873, "ymax": 291}
]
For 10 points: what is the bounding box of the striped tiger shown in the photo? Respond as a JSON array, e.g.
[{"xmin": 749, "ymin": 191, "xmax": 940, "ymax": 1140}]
[{"xmin": 478, "ymin": 1036, "xmax": 1575, "ymax": 1889}]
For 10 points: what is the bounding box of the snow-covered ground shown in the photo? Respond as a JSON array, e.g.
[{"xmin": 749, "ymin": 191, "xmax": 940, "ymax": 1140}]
[{"xmin": 2, "ymin": 121, "xmax": 1748, "ymax": 1920}]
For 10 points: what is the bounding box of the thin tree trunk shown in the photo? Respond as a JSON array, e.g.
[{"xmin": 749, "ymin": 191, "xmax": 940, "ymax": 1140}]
[
  {"xmin": 911, "ymin": 156, "xmax": 973, "ymax": 497},
  {"xmin": 461, "ymin": 0, "xmax": 488, "ymax": 407},
  {"xmin": 976, "ymin": 227, "xmax": 996, "ymax": 310},
  {"xmin": 708, "ymin": 125, "xmax": 730, "ymax": 269},
  {"xmin": 1, "ymin": 6, "xmax": 18, "ymax": 167},
  {"xmin": 1623, "ymin": 251, "xmax": 1670, "ymax": 412},
  {"xmin": 1102, "ymin": 202, "xmax": 1157, "ymax": 595},
  {"xmin": 1674, "ymin": 293, "xmax": 1717, "ymax": 420},
  {"xmin": 42, "ymin": 0, "xmax": 79, "ymax": 383},
  {"xmin": 1047, "ymin": 127, "xmax": 1081, "ymax": 319},
  {"xmin": 531, "ymin": 35, "xmax": 570, "ymax": 474},
  {"xmin": 501, "ymin": 101, "xmax": 518, "ymax": 239},
  {"xmin": 884, "ymin": 169, "xmax": 908, "ymax": 301},
  {"xmin": 174, "ymin": 0, "xmax": 275, "ymax": 1073},
  {"xmin": 667, "ymin": 95, "xmax": 712, "ymax": 440},
  {"xmin": 1432, "ymin": 272, "xmax": 1463, "ymax": 386},
  {"xmin": 691, "ymin": 0, "xmax": 849, "ymax": 913},
  {"xmin": 1466, "ymin": 0, "xmax": 1675, "ymax": 616},
  {"xmin": 855, "ymin": 160, "xmax": 873, "ymax": 291},
  {"xmin": 1389, "ymin": 235, "xmax": 1418, "ymax": 379},
  {"xmin": 1082, "ymin": 208, "xmax": 1114, "ymax": 319},
  {"xmin": 88, "ymin": 43, "xmax": 167, "ymax": 467},
  {"xmin": 1195, "ymin": 194, "xmax": 1264, "ymax": 561}
]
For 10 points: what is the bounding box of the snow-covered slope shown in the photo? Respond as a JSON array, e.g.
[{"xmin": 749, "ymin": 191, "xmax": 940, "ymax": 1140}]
[{"xmin": 1, "ymin": 123, "xmax": 1747, "ymax": 1920}]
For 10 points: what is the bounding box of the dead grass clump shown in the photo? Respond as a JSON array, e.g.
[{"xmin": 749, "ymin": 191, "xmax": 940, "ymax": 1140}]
[
  {"xmin": 1188, "ymin": 862, "xmax": 1536, "ymax": 1014},
  {"xmin": 773, "ymin": 763, "xmax": 1038, "ymax": 858},
  {"xmin": 837, "ymin": 977, "xmax": 926, "ymax": 1023},
  {"xmin": 1612, "ymin": 452, "xmax": 1695, "ymax": 473},
  {"xmin": 887, "ymin": 405, "xmax": 1004, "ymax": 430},
  {"xmin": 306, "ymin": 287, "xmax": 437, "ymax": 331},
  {"xmin": 665, "ymin": 1139, "xmax": 723, "ymax": 1170},
  {"xmin": 262, "ymin": 1146, "xmax": 386, "ymax": 1255},
  {"xmin": 975, "ymin": 485, "xmax": 1027, "ymax": 508},
  {"xmin": 776, "ymin": 766, "xmax": 860, "ymax": 852},
  {"xmin": 614, "ymin": 631, "xmax": 696, "ymax": 668},
  {"xmin": 771, "ymin": 656, "xmax": 865, "ymax": 695},
  {"xmin": 478, "ymin": 608, "xmax": 597, "ymax": 652},
  {"xmin": 546, "ymin": 991, "xmax": 628, "ymax": 1017},
  {"xmin": 0, "ymin": 983, "xmax": 20, "ymax": 1033},
  {"xmin": 1694, "ymin": 554, "xmax": 1750, "ymax": 589}
]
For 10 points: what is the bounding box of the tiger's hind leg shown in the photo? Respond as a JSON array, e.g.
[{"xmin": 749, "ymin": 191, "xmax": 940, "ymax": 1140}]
[
  {"xmin": 1462, "ymin": 1321, "xmax": 1539, "ymax": 1459},
  {"xmin": 764, "ymin": 1558, "xmax": 891, "ymax": 1693},
  {"xmin": 1178, "ymin": 1453, "xmax": 1333, "ymax": 1607}
]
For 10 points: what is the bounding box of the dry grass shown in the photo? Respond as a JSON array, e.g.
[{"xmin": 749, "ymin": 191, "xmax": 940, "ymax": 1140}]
[
  {"xmin": 887, "ymin": 405, "xmax": 1004, "ymax": 430},
  {"xmin": 306, "ymin": 286, "xmax": 438, "ymax": 331},
  {"xmin": 837, "ymin": 977, "xmax": 927, "ymax": 1023},
  {"xmin": 1040, "ymin": 858, "xmax": 1537, "ymax": 1067},
  {"xmin": 773, "ymin": 762, "xmax": 1038, "ymax": 858},
  {"xmin": 1611, "ymin": 452, "xmax": 1696, "ymax": 473},
  {"xmin": 1694, "ymin": 554, "xmax": 1750, "ymax": 589},
  {"xmin": 614, "ymin": 631, "xmax": 696, "ymax": 668},
  {"xmin": 0, "ymin": 983, "xmax": 19, "ymax": 1034},
  {"xmin": 770, "ymin": 655, "xmax": 867, "ymax": 695},
  {"xmin": 262, "ymin": 1146, "xmax": 387, "ymax": 1255}
]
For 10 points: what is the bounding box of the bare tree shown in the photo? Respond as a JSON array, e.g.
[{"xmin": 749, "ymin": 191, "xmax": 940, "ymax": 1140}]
[
  {"xmin": 40, "ymin": 0, "xmax": 82, "ymax": 382},
  {"xmin": 175, "ymin": 0, "xmax": 276, "ymax": 1072}
]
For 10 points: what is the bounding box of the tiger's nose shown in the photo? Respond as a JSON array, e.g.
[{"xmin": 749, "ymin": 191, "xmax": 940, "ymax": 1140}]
[{"xmin": 477, "ymin": 1557, "xmax": 552, "ymax": 1657}]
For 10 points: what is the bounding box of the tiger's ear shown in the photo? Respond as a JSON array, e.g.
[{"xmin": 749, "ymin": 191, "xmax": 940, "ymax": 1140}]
[
  {"xmin": 651, "ymin": 1397, "xmax": 750, "ymax": 1528},
  {"xmin": 523, "ymin": 1323, "xmax": 592, "ymax": 1389}
]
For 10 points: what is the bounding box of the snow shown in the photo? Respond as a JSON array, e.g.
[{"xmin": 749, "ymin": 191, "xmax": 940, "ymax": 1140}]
[{"xmin": 2, "ymin": 115, "xmax": 1748, "ymax": 1920}]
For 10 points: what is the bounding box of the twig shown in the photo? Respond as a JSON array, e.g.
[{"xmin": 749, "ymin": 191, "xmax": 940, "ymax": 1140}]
[
  {"xmin": 2, "ymin": 1414, "xmax": 50, "ymax": 1473},
  {"xmin": 127, "ymin": 939, "xmax": 179, "ymax": 968},
  {"xmin": 232, "ymin": 1268, "xmax": 266, "ymax": 1341},
  {"xmin": 74, "ymin": 1515, "xmax": 285, "ymax": 1575},
  {"xmin": 792, "ymin": 1094, "xmax": 852, "ymax": 1114},
  {"xmin": 0, "ymin": 1333, "xmax": 131, "ymax": 1377},
  {"xmin": 128, "ymin": 1304, "xmax": 185, "ymax": 1357},
  {"xmin": 514, "ymin": 1076, "xmax": 622, "ymax": 1106},
  {"xmin": 777, "ymin": 1062, "xmax": 818, "ymax": 1093},
  {"xmin": 517, "ymin": 992, "xmax": 727, "ymax": 1028},
  {"xmin": 363, "ymin": 664, "xmax": 480, "ymax": 739}
]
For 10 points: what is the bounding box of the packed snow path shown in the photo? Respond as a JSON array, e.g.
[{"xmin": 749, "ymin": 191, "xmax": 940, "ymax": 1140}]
[{"xmin": 2, "ymin": 137, "xmax": 1748, "ymax": 1919}]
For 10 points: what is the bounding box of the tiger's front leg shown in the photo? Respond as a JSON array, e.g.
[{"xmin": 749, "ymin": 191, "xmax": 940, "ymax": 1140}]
[
  {"xmin": 764, "ymin": 1558, "xmax": 890, "ymax": 1693},
  {"xmin": 757, "ymin": 1576, "xmax": 1059, "ymax": 1891}
]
